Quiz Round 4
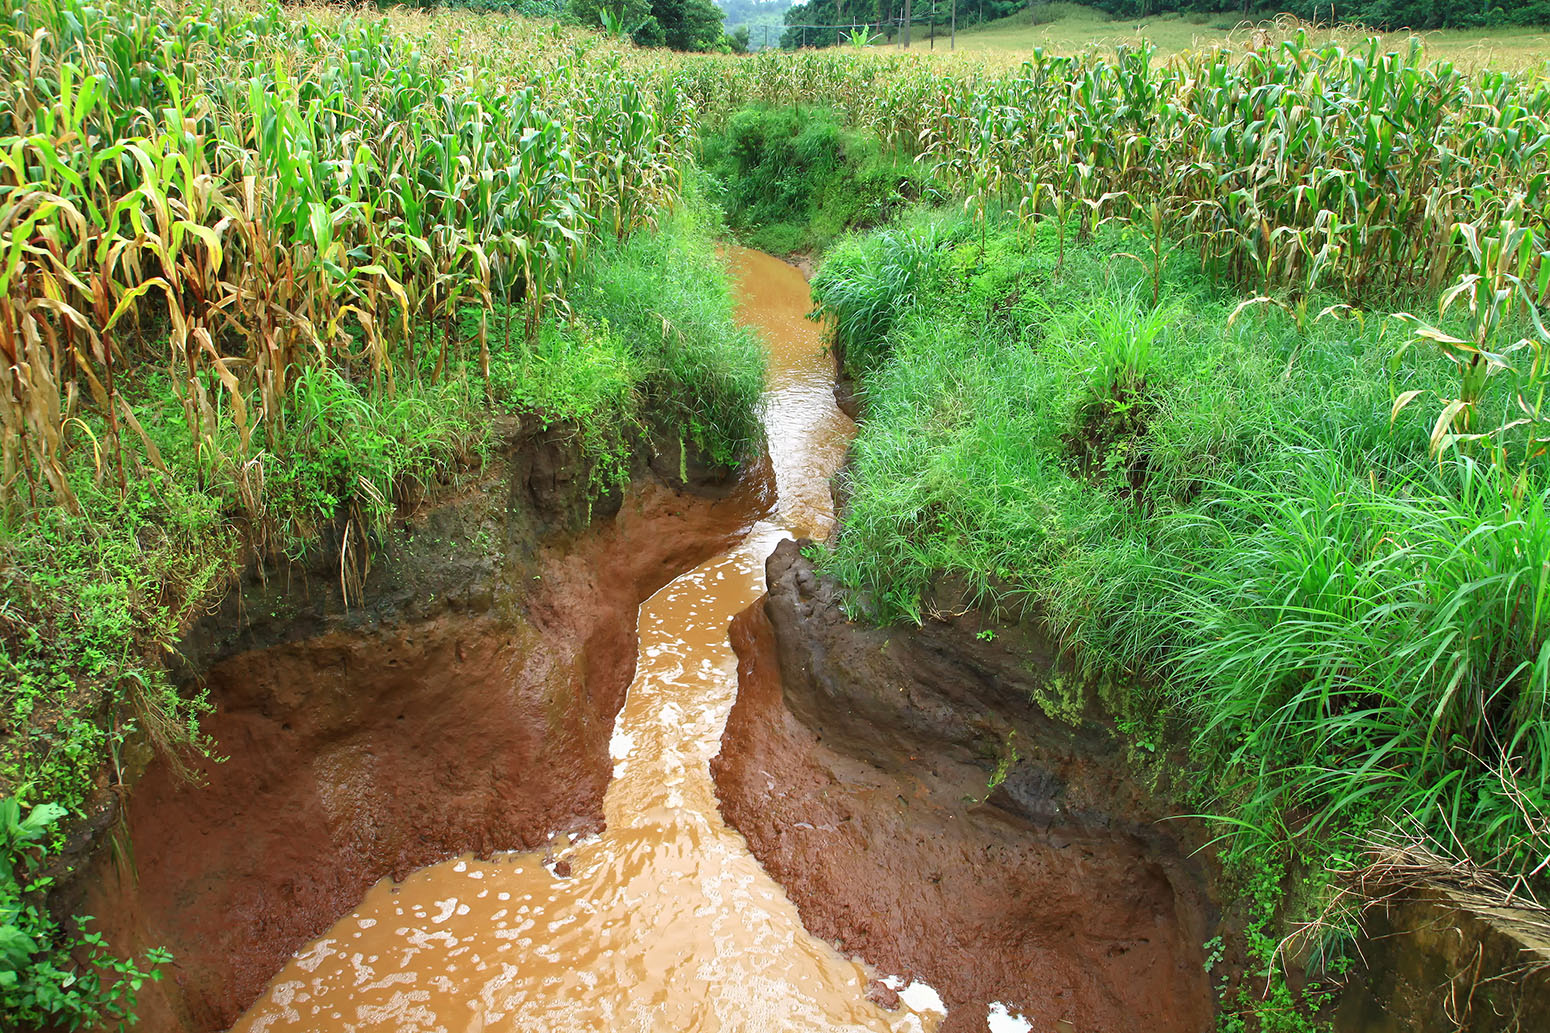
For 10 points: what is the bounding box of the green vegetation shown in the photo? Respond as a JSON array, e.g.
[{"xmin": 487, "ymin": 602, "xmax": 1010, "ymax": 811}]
[
  {"xmin": 0, "ymin": 198, "xmax": 761, "ymax": 1028},
  {"xmin": 699, "ymin": 25, "xmax": 1548, "ymax": 1015},
  {"xmin": 701, "ymin": 105, "xmax": 927, "ymax": 254},
  {"xmin": 573, "ymin": 0, "xmax": 743, "ymax": 50},
  {"xmin": 780, "ymin": 0, "xmax": 1029, "ymax": 48},
  {"xmin": 1086, "ymin": 0, "xmax": 1550, "ymax": 32},
  {"xmin": 2, "ymin": 799, "xmax": 168, "ymax": 1028},
  {"xmin": 410, "ymin": 0, "xmax": 744, "ymax": 51},
  {"xmin": 718, "ymin": 0, "xmax": 796, "ymax": 48},
  {"xmin": 776, "ymin": 0, "xmax": 1549, "ymax": 59},
  {"xmin": 813, "ymin": 203, "xmax": 1547, "ymax": 1026},
  {"xmin": 535, "ymin": 204, "xmax": 767, "ymax": 475},
  {"xmin": 2, "ymin": 0, "xmax": 1548, "ymax": 1024},
  {"xmin": 699, "ymin": 40, "xmax": 1549, "ymax": 303}
]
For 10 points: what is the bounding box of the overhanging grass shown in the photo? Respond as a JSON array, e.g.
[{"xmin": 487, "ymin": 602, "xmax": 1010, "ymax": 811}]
[
  {"xmin": 564, "ymin": 202, "xmax": 767, "ymax": 470},
  {"xmin": 815, "ymin": 206, "xmax": 1549, "ymax": 898}
]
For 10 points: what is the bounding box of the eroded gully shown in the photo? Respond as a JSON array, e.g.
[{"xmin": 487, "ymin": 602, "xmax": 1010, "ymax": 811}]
[{"xmin": 230, "ymin": 248, "xmax": 947, "ymax": 1033}]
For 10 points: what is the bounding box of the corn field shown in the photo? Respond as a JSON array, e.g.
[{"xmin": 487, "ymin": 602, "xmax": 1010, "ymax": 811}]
[
  {"xmin": 5, "ymin": 0, "xmax": 1549, "ymax": 521},
  {"xmin": 673, "ymin": 40, "xmax": 1550, "ymax": 302},
  {"xmin": 0, "ymin": 0, "xmax": 693, "ymax": 521}
]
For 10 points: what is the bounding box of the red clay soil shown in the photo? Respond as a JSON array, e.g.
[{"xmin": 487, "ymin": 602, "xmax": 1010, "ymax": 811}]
[
  {"xmin": 713, "ymin": 540, "xmax": 1216, "ymax": 1033},
  {"xmin": 76, "ymin": 458, "xmax": 768, "ymax": 1033}
]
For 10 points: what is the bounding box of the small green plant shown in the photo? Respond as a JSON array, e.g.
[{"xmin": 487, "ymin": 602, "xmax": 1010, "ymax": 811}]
[
  {"xmin": 1, "ymin": 799, "xmax": 168, "ymax": 1028},
  {"xmin": 1202, "ymin": 935, "xmax": 1225, "ymax": 975},
  {"xmin": 986, "ymin": 730, "xmax": 1020, "ymax": 795}
]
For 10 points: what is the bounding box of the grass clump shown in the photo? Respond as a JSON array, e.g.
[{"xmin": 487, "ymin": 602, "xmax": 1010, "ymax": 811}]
[
  {"xmin": 480, "ymin": 208, "xmax": 766, "ymax": 489},
  {"xmin": 813, "ymin": 205, "xmax": 1548, "ymax": 1022},
  {"xmin": 701, "ymin": 105, "xmax": 928, "ymax": 256},
  {"xmin": 563, "ymin": 205, "xmax": 767, "ymax": 470}
]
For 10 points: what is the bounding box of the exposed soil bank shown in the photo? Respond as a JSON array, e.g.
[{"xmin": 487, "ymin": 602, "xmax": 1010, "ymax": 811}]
[
  {"xmin": 713, "ymin": 539, "xmax": 1216, "ymax": 1033},
  {"xmin": 1337, "ymin": 884, "xmax": 1550, "ymax": 1032},
  {"xmin": 58, "ymin": 421, "xmax": 770, "ymax": 1033}
]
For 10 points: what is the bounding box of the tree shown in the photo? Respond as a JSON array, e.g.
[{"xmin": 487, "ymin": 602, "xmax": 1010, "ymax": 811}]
[
  {"xmin": 569, "ymin": 0, "xmax": 652, "ymax": 35},
  {"xmin": 650, "ymin": 0, "xmax": 729, "ymax": 49}
]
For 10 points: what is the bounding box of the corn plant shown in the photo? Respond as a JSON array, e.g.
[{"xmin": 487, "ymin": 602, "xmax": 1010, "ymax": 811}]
[
  {"xmin": 675, "ymin": 34, "xmax": 1550, "ymax": 306},
  {"xmin": 0, "ymin": 0, "xmax": 698, "ymax": 524},
  {"xmin": 1394, "ymin": 209, "xmax": 1550, "ymax": 470}
]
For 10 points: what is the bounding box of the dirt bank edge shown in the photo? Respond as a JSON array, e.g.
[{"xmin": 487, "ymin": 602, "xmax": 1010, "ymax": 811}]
[
  {"xmin": 712, "ymin": 538, "xmax": 1216, "ymax": 1033},
  {"xmin": 52, "ymin": 419, "xmax": 771, "ymax": 1033}
]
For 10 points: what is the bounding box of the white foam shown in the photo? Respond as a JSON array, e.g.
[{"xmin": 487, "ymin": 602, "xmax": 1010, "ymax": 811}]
[
  {"xmin": 896, "ymin": 980, "xmax": 946, "ymax": 1015},
  {"xmin": 988, "ymin": 1002, "xmax": 1033, "ymax": 1033}
]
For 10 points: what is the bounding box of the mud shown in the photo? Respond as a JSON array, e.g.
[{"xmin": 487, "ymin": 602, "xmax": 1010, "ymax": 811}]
[
  {"xmin": 62, "ymin": 242, "xmax": 1225, "ymax": 1033},
  {"xmin": 68, "ymin": 422, "xmax": 769, "ymax": 1033},
  {"xmin": 713, "ymin": 540, "xmax": 1217, "ymax": 1033}
]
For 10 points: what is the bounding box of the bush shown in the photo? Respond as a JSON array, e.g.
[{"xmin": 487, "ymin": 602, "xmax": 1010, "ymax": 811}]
[
  {"xmin": 702, "ymin": 106, "xmax": 928, "ymax": 255},
  {"xmin": 1, "ymin": 800, "xmax": 168, "ymax": 1028}
]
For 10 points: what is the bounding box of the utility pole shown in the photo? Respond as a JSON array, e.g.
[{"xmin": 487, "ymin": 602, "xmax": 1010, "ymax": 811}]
[
  {"xmin": 901, "ymin": 0, "xmax": 911, "ymax": 47},
  {"xmin": 930, "ymin": 0, "xmax": 935, "ymax": 49},
  {"xmin": 951, "ymin": 0, "xmax": 955, "ymax": 48}
]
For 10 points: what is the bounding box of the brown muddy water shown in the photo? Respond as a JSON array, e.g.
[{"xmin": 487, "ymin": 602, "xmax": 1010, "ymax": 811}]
[{"xmin": 230, "ymin": 249, "xmax": 950, "ymax": 1033}]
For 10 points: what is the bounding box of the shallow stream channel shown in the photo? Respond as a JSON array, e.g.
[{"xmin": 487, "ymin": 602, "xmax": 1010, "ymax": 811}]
[{"xmin": 230, "ymin": 249, "xmax": 957, "ymax": 1032}]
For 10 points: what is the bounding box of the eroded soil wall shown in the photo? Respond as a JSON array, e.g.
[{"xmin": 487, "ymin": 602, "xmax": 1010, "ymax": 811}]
[
  {"xmin": 713, "ymin": 539, "xmax": 1216, "ymax": 1033},
  {"xmin": 62, "ymin": 424, "xmax": 769, "ymax": 1032},
  {"xmin": 1336, "ymin": 885, "xmax": 1550, "ymax": 1033}
]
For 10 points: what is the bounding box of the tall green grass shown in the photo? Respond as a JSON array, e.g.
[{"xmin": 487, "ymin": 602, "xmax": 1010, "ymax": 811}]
[
  {"xmin": 814, "ymin": 207, "xmax": 1548, "ymax": 881},
  {"xmin": 564, "ymin": 205, "xmax": 766, "ymax": 469},
  {"xmin": 481, "ymin": 204, "xmax": 767, "ymax": 487},
  {"xmin": 1156, "ymin": 454, "xmax": 1550, "ymax": 872}
]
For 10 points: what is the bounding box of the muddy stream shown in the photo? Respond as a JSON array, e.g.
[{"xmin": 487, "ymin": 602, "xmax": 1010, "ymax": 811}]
[{"xmin": 231, "ymin": 249, "xmax": 952, "ymax": 1033}]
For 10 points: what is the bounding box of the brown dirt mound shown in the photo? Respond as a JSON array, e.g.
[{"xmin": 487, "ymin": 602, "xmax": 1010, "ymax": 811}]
[{"xmin": 713, "ymin": 539, "xmax": 1216, "ymax": 1033}]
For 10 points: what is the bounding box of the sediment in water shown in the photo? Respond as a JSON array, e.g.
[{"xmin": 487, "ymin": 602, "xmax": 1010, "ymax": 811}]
[
  {"xmin": 54, "ymin": 417, "xmax": 771, "ymax": 1033},
  {"xmin": 712, "ymin": 538, "xmax": 1218, "ymax": 1033}
]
